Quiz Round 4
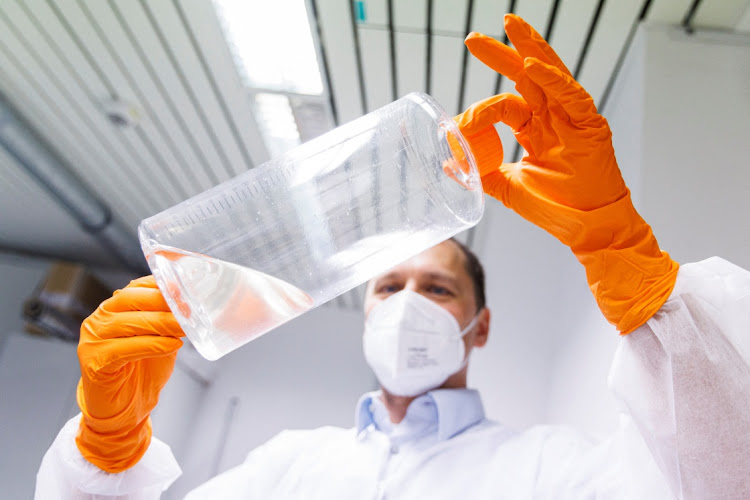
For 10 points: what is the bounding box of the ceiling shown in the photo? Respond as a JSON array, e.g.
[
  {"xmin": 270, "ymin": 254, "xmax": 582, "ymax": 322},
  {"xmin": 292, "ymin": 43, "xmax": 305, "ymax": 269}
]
[{"xmin": 1, "ymin": 0, "xmax": 749, "ymax": 303}]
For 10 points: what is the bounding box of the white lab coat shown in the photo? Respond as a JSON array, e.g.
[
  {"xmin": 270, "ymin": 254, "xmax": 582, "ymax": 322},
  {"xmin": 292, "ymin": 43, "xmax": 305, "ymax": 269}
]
[{"xmin": 35, "ymin": 257, "xmax": 750, "ymax": 499}]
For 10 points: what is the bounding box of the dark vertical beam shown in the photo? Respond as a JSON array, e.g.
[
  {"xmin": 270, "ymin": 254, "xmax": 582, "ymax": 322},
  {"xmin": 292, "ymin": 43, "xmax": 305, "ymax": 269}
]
[
  {"xmin": 348, "ymin": 0, "xmax": 368, "ymax": 113},
  {"xmin": 457, "ymin": 0, "xmax": 475, "ymax": 113},
  {"xmin": 573, "ymin": 0, "xmax": 606, "ymax": 80},
  {"xmin": 493, "ymin": 0, "xmax": 516, "ymax": 95},
  {"xmin": 681, "ymin": 0, "xmax": 703, "ymax": 34},
  {"xmin": 510, "ymin": 0, "xmax": 563, "ymax": 162},
  {"xmin": 544, "ymin": 0, "xmax": 562, "ymax": 42},
  {"xmin": 425, "ymin": 0, "xmax": 434, "ymax": 94},
  {"xmin": 599, "ymin": 0, "xmax": 654, "ymax": 113},
  {"xmin": 387, "ymin": 0, "xmax": 398, "ymax": 100},
  {"xmin": 309, "ymin": 0, "xmax": 339, "ymax": 126}
]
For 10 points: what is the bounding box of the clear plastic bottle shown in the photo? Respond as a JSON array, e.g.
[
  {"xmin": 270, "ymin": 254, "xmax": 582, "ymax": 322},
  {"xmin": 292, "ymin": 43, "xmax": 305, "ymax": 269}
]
[{"xmin": 139, "ymin": 92, "xmax": 484, "ymax": 360}]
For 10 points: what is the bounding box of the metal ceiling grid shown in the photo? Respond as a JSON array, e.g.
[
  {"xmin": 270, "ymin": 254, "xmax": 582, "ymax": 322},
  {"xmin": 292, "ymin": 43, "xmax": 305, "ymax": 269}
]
[
  {"xmin": 1, "ymin": 0, "xmax": 748, "ymax": 308},
  {"xmin": 1, "ymin": 1, "xmax": 190, "ymax": 211},
  {"xmin": 0, "ymin": 25, "xmax": 154, "ymax": 226},
  {"xmin": 133, "ymin": 0, "xmax": 252, "ymax": 178},
  {"xmin": 58, "ymin": 0, "xmax": 223, "ymax": 195},
  {"xmin": 177, "ymin": 0, "xmax": 270, "ymax": 165},
  {"xmin": 0, "ymin": 0, "xmax": 270, "ymax": 232}
]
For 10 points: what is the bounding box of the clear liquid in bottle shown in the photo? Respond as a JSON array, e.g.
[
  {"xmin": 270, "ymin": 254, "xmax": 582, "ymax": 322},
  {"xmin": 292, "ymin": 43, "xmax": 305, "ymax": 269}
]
[{"xmin": 147, "ymin": 245, "xmax": 314, "ymax": 360}]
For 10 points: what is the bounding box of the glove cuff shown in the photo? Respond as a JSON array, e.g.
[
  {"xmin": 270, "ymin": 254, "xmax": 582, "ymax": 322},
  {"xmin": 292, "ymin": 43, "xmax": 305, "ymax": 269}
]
[
  {"xmin": 568, "ymin": 193, "xmax": 680, "ymax": 334},
  {"xmin": 75, "ymin": 379, "xmax": 153, "ymax": 473}
]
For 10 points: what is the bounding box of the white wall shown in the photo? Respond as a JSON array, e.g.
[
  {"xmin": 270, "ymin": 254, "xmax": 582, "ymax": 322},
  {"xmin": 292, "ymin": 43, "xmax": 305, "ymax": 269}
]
[
  {"xmin": 0, "ymin": 254, "xmax": 204, "ymax": 498},
  {"xmin": 468, "ymin": 203, "xmax": 588, "ymax": 431},
  {"xmin": 544, "ymin": 24, "xmax": 750, "ymax": 436},
  {"xmin": 166, "ymin": 304, "xmax": 375, "ymax": 499},
  {"xmin": 640, "ymin": 27, "xmax": 750, "ymax": 271},
  {"xmin": 0, "ymin": 255, "xmax": 79, "ymax": 499}
]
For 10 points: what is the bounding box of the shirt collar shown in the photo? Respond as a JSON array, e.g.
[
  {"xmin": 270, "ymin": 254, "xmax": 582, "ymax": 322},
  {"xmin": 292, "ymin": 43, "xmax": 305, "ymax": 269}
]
[{"xmin": 355, "ymin": 388, "xmax": 485, "ymax": 442}]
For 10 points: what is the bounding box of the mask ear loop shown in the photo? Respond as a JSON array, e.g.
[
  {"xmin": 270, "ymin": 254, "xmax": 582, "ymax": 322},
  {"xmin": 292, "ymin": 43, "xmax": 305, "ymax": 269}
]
[
  {"xmin": 459, "ymin": 312, "xmax": 481, "ymax": 336},
  {"xmin": 455, "ymin": 310, "xmax": 483, "ymax": 371}
]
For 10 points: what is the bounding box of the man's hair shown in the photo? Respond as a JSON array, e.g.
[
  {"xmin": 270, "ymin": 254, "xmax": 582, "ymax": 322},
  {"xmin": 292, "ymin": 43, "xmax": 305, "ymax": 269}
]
[{"xmin": 449, "ymin": 237, "xmax": 486, "ymax": 312}]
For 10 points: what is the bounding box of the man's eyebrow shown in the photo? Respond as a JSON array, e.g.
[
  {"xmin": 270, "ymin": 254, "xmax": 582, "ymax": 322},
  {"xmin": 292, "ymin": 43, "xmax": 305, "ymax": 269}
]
[
  {"xmin": 424, "ymin": 272, "xmax": 460, "ymax": 286},
  {"xmin": 372, "ymin": 272, "xmax": 401, "ymax": 284}
]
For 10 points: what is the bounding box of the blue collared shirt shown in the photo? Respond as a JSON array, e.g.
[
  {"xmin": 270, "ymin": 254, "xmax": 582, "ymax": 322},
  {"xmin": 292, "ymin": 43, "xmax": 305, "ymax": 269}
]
[{"xmin": 355, "ymin": 388, "xmax": 487, "ymax": 443}]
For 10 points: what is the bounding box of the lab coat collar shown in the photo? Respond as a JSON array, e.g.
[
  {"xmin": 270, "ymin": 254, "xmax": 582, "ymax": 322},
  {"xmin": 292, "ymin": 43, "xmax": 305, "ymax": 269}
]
[{"xmin": 355, "ymin": 388, "xmax": 486, "ymax": 442}]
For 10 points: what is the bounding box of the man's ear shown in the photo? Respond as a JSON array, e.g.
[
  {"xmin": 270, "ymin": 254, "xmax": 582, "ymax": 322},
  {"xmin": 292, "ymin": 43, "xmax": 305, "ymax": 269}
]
[{"xmin": 473, "ymin": 307, "xmax": 490, "ymax": 348}]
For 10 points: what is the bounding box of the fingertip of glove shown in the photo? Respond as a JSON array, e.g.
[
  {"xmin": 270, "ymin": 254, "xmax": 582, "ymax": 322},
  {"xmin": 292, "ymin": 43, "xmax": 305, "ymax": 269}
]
[
  {"xmin": 129, "ymin": 275, "xmax": 157, "ymax": 288},
  {"xmin": 504, "ymin": 13, "xmax": 524, "ymax": 29},
  {"xmin": 464, "ymin": 31, "xmax": 488, "ymax": 46}
]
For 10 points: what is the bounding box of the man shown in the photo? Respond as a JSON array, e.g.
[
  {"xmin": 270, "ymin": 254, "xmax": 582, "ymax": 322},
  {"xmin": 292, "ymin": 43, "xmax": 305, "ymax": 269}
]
[{"xmin": 37, "ymin": 15, "xmax": 749, "ymax": 499}]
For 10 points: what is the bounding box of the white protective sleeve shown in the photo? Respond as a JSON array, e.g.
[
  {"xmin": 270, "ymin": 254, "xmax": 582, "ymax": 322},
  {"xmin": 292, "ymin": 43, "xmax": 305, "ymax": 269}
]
[
  {"xmin": 35, "ymin": 414, "xmax": 182, "ymax": 500},
  {"xmin": 610, "ymin": 257, "xmax": 750, "ymax": 499}
]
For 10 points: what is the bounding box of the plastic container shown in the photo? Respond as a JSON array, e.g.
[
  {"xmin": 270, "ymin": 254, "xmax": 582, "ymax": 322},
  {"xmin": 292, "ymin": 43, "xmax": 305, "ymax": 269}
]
[{"xmin": 139, "ymin": 92, "xmax": 484, "ymax": 360}]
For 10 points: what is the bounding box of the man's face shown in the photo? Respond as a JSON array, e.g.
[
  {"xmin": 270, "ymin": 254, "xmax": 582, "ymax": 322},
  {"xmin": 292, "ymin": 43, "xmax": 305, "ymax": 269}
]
[{"xmin": 363, "ymin": 240, "xmax": 489, "ymax": 354}]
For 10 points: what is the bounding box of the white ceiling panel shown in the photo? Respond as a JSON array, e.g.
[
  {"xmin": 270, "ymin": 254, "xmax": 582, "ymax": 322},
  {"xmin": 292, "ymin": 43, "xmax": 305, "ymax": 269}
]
[
  {"xmin": 393, "ymin": 0, "xmax": 427, "ymax": 30},
  {"xmin": 738, "ymin": 2, "xmax": 750, "ymax": 32},
  {"xmin": 469, "ymin": 0, "xmax": 511, "ymax": 38},
  {"xmin": 178, "ymin": 0, "xmax": 270, "ymax": 166},
  {"xmin": 514, "ymin": 0, "xmax": 555, "ymax": 44},
  {"xmin": 315, "ymin": 0, "xmax": 365, "ymax": 124},
  {"xmin": 27, "ymin": 0, "xmax": 205, "ymax": 203},
  {"xmin": 548, "ymin": 0, "xmax": 600, "ymax": 73},
  {"xmin": 461, "ymin": 53, "xmax": 498, "ymax": 110},
  {"xmin": 0, "ymin": 14, "xmax": 159, "ymax": 226},
  {"xmin": 120, "ymin": 0, "xmax": 249, "ymax": 179},
  {"xmin": 0, "ymin": 1, "xmax": 188, "ymax": 208},
  {"xmin": 433, "ymin": 0, "xmax": 470, "ymax": 33},
  {"xmin": 84, "ymin": 0, "xmax": 236, "ymax": 192},
  {"xmin": 647, "ymin": 0, "xmax": 695, "ymax": 24},
  {"xmin": 430, "ymin": 34, "xmax": 465, "ymax": 116},
  {"xmin": 359, "ymin": 0, "xmax": 388, "ymax": 25},
  {"xmin": 395, "ymin": 32, "xmax": 428, "ymax": 97},
  {"xmin": 0, "ymin": 53, "xmax": 149, "ymax": 226},
  {"xmin": 694, "ymin": 0, "xmax": 750, "ymax": 29},
  {"xmin": 358, "ymin": 27, "xmax": 394, "ymax": 112},
  {"xmin": 577, "ymin": 1, "xmax": 644, "ymax": 107},
  {"xmin": 52, "ymin": 0, "xmax": 220, "ymax": 196},
  {"xmin": 77, "ymin": 0, "xmax": 231, "ymax": 205}
]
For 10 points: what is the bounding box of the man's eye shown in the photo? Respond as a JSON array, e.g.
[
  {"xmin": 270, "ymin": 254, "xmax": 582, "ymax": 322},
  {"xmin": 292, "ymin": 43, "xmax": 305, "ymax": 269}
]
[
  {"xmin": 378, "ymin": 284, "xmax": 400, "ymax": 294},
  {"xmin": 428, "ymin": 285, "xmax": 451, "ymax": 296}
]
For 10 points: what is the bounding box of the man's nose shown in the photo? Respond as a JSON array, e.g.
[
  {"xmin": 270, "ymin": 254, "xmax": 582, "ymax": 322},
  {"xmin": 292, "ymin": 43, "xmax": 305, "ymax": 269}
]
[{"xmin": 404, "ymin": 280, "xmax": 420, "ymax": 294}]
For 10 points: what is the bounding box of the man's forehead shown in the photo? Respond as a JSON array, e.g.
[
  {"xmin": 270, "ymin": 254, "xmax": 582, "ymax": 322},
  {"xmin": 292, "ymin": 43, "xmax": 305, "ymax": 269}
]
[{"xmin": 371, "ymin": 240, "xmax": 468, "ymax": 282}]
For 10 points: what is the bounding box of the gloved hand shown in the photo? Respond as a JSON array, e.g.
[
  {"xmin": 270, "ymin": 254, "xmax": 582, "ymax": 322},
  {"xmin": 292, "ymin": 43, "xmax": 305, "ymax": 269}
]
[
  {"xmin": 76, "ymin": 276, "xmax": 184, "ymax": 472},
  {"xmin": 456, "ymin": 14, "xmax": 679, "ymax": 334}
]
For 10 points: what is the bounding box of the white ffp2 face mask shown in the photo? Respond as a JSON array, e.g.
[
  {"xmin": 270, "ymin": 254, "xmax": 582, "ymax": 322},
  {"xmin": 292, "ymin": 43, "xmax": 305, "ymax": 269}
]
[{"xmin": 363, "ymin": 290, "xmax": 479, "ymax": 397}]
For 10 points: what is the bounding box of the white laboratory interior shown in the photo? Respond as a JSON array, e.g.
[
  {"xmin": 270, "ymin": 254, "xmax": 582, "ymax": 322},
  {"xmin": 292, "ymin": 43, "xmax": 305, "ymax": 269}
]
[{"xmin": 1, "ymin": 0, "xmax": 749, "ymax": 498}]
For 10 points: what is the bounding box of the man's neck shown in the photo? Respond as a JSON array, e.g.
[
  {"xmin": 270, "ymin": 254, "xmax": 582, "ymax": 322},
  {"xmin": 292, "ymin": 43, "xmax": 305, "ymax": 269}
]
[
  {"xmin": 379, "ymin": 370, "xmax": 468, "ymax": 424},
  {"xmin": 379, "ymin": 391, "xmax": 417, "ymax": 424}
]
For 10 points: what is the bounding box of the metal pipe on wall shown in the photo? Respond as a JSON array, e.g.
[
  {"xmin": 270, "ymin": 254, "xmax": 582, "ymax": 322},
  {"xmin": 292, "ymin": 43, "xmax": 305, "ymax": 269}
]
[{"xmin": 0, "ymin": 96, "xmax": 147, "ymax": 273}]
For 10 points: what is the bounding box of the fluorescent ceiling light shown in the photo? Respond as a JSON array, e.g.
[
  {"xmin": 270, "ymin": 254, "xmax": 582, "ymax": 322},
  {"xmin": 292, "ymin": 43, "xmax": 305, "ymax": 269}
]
[
  {"xmin": 214, "ymin": 0, "xmax": 324, "ymax": 95},
  {"xmin": 253, "ymin": 93, "xmax": 301, "ymax": 158}
]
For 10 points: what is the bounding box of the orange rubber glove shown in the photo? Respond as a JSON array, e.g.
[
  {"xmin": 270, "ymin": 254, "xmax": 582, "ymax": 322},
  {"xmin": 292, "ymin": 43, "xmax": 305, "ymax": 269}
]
[
  {"xmin": 456, "ymin": 14, "xmax": 679, "ymax": 334},
  {"xmin": 76, "ymin": 276, "xmax": 184, "ymax": 472}
]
